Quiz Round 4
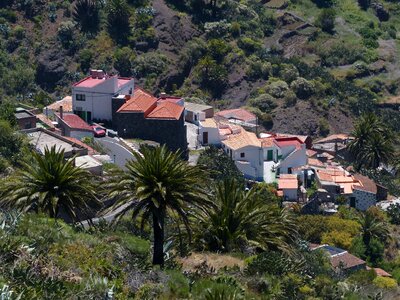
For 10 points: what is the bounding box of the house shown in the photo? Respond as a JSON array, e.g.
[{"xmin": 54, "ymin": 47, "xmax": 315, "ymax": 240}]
[
  {"xmin": 184, "ymin": 102, "xmax": 214, "ymax": 124},
  {"xmin": 55, "ymin": 109, "xmax": 94, "ymax": 140},
  {"xmin": 277, "ymin": 174, "xmax": 299, "ymax": 201},
  {"xmin": 197, "ymin": 118, "xmax": 308, "ymax": 183},
  {"xmin": 314, "ymin": 167, "xmax": 384, "ymax": 211},
  {"xmin": 310, "ymin": 244, "xmax": 367, "ymax": 274},
  {"xmin": 25, "ymin": 128, "xmax": 89, "ymax": 158},
  {"xmin": 75, "ymin": 155, "xmax": 103, "ymax": 176},
  {"xmin": 72, "ymin": 70, "xmax": 134, "ymax": 122},
  {"xmin": 275, "ymin": 133, "xmax": 312, "ymax": 149},
  {"xmin": 158, "ymin": 92, "xmax": 184, "ymax": 106},
  {"xmin": 112, "ymin": 88, "xmax": 187, "ymax": 155},
  {"xmin": 312, "ymin": 133, "xmax": 354, "ymax": 158},
  {"xmin": 216, "ymin": 108, "xmax": 257, "ymax": 126},
  {"xmin": 15, "ymin": 109, "xmax": 36, "ymax": 130},
  {"xmin": 43, "ymin": 96, "xmax": 73, "ymax": 118},
  {"xmin": 221, "ymin": 125, "xmax": 263, "ymax": 181}
]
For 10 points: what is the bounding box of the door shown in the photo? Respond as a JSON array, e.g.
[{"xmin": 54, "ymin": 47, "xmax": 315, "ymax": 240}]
[
  {"xmin": 203, "ymin": 131, "xmax": 208, "ymax": 144},
  {"xmin": 350, "ymin": 197, "xmax": 356, "ymax": 208},
  {"xmin": 267, "ymin": 150, "xmax": 273, "ymax": 161},
  {"xmin": 87, "ymin": 111, "xmax": 92, "ymax": 123}
]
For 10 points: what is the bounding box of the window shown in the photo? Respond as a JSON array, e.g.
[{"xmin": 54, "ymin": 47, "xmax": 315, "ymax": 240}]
[
  {"xmin": 240, "ymin": 152, "xmax": 245, "ymax": 158},
  {"xmin": 76, "ymin": 94, "xmax": 86, "ymax": 101}
]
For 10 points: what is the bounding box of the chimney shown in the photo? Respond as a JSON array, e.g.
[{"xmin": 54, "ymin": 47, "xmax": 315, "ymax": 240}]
[
  {"xmin": 97, "ymin": 70, "xmax": 105, "ymax": 79},
  {"xmin": 59, "ymin": 106, "xmax": 63, "ymax": 119},
  {"xmin": 160, "ymin": 92, "xmax": 167, "ymax": 99},
  {"xmin": 90, "ymin": 69, "xmax": 97, "ymax": 78}
]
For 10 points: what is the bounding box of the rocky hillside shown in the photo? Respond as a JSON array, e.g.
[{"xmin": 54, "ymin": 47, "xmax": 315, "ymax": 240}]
[{"xmin": 1, "ymin": 0, "xmax": 400, "ymax": 136}]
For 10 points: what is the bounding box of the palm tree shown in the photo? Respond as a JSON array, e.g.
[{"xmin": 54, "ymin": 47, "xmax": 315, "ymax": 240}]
[
  {"xmin": 73, "ymin": 0, "xmax": 100, "ymax": 33},
  {"xmin": 357, "ymin": 210, "xmax": 389, "ymax": 252},
  {"xmin": 195, "ymin": 179, "xmax": 298, "ymax": 253},
  {"xmin": 106, "ymin": 145, "xmax": 210, "ymax": 266},
  {"xmin": 0, "ymin": 146, "xmax": 100, "ymax": 221},
  {"xmin": 348, "ymin": 113, "xmax": 394, "ymax": 170}
]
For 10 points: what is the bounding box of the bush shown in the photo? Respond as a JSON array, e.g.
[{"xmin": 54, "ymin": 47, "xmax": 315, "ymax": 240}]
[
  {"xmin": 267, "ymin": 80, "xmax": 288, "ymax": 98},
  {"xmin": 134, "ymin": 52, "xmax": 168, "ymax": 78},
  {"xmin": 387, "ymin": 203, "xmax": 400, "ymax": 225},
  {"xmin": 315, "ymin": 8, "xmax": 336, "ymax": 33},
  {"xmin": 114, "ymin": 47, "xmax": 135, "ymax": 76},
  {"xmin": 280, "ymin": 64, "xmax": 299, "ymax": 83},
  {"xmin": 237, "ymin": 37, "xmax": 262, "ymax": 54},
  {"xmin": 107, "ymin": 0, "xmax": 131, "ymax": 43},
  {"xmin": 246, "ymin": 60, "xmax": 271, "ymax": 80},
  {"xmin": 79, "ymin": 49, "xmax": 93, "ymax": 72},
  {"xmin": 57, "ymin": 21, "xmax": 75, "ymax": 48},
  {"xmin": 248, "ymin": 94, "xmax": 277, "ymax": 112},
  {"xmin": 290, "ymin": 77, "xmax": 315, "ymax": 99},
  {"xmin": 319, "ymin": 118, "xmax": 330, "ymax": 136},
  {"xmin": 373, "ymin": 276, "xmax": 397, "ymax": 289}
]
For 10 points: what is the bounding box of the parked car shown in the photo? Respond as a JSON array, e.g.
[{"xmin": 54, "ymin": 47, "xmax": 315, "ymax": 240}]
[{"xmin": 91, "ymin": 125, "xmax": 106, "ymax": 137}]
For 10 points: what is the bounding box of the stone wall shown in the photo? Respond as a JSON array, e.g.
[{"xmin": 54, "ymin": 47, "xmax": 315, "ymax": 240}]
[{"xmin": 353, "ymin": 188, "xmax": 376, "ymax": 211}]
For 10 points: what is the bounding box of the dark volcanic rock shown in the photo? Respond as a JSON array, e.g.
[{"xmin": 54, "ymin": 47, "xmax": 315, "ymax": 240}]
[{"xmin": 36, "ymin": 48, "xmax": 67, "ymax": 91}]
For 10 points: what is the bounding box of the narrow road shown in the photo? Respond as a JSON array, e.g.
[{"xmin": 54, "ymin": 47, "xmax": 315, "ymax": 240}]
[{"xmin": 96, "ymin": 136, "xmax": 134, "ymax": 169}]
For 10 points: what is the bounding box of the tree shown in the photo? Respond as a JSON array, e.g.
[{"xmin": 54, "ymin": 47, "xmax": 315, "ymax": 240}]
[
  {"xmin": 195, "ymin": 179, "xmax": 298, "ymax": 252},
  {"xmin": 114, "ymin": 47, "xmax": 135, "ymax": 76},
  {"xmin": 197, "ymin": 55, "xmax": 228, "ymax": 97},
  {"xmin": 107, "ymin": 0, "xmax": 131, "ymax": 43},
  {"xmin": 0, "ymin": 120, "xmax": 24, "ymax": 164},
  {"xmin": 73, "ymin": 0, "xmax": 100, "ymax": 33},
  {"xmin": 0, "ymin": 146, "xmax": 100, "ymax": 221},
  {"xmin": 197, "ymin": 146, "xmax": 244, "ymax": 184},
  {"xmin": 316, "ymin": 8, "xmax": 336, "ymax": 33},
  {"xmin": 356, "ymin": 210, "xmax": 389, "ymax": 261},
  {"xmin": 387, "ymin": 203, "xmax": 400, "ymax": 225},
  {"xmin": 347, "ymin": 113, "xmax": 394, "ymax": 170},
  {"xmin": 106, "ymin": 146, "xmax": 210, "ymax": 266}
]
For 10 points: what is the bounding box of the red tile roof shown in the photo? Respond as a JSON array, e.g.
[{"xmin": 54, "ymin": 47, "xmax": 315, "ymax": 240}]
[
  {"xmin": 261, "ymin": 137, "xmax": 275, "ymax": 148},
  {"xmin": 274, "ymin": 137, "xmax": 303, "ymax": 149},
  {"xmin": 216, "ymin": 108, "xmax": 256, "ymax": 123},
  {"xmin": 158, "ymin": 96, "xmax": 183, "ymax": 105},
  {"xmin": 56, "ymin": 114, "xmax": 92, "ymax": 131},
  {"xmin": 74, "ymin": 76, "xmax": 133, "ymax": 89},
  {"xmin": 117, "ymin": 88, "xmax": 157, "ymax": 113},
  {"xmin": 353, "ymin": 174, "xmax": 377, "ymax": 194},
  {"xmin": 147, "ymin": 102, "xmax": 184, "ymax": 120},
  {"xmin": 278, "ymin": 178, "xmax": 298, "ymax": 189},
  {"xmin": 331, "ymin": 252, "xmax": 366, "ymax": 270}
]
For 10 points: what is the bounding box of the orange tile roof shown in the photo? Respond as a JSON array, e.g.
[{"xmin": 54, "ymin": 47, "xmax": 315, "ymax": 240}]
[
  {"xmin": 278, "ymin": 178, "xmax": 298, "ymax": 189},
  {"xmin": 46, "ymin": 96, "xmax": 73, "ymax": 112},
  {"xmin": 117, "ymin": 88, "xmax": 157, "ymax": 113},
  {"xmin": 36, "ymin": 113, "xmax": 55, "ymax": 129},
  {"xmin": 331, "ymin": 252, "xmax": 365, "ymax": 270},
  {"xmin": 316, "ymin": 134, "xmax": 351, "ymax": 144},
  {"xmin": 56, "ymin": 113, "xmax": 92, "ymax": 131},
  {"xmin": 308, "ymin": 158, "xmax": 325, "ymax": 167},
  {"xmin": 307, "ymin": 149, "xmax": 318, "ymax": 157},
  {"xmin": 222, "ymin": 127, "xmax": 261, "ymax": 150},
  {"xmin": 353, "ymin": 174, "xmax": 377, "ymax": 194},
  {"xmin": 147, "ymin": 102, "xmax": 184, "ymax": 120},
  {"xmin": 201, "ymin": 118, "xmax": 218, "ymax": 128},
  {"xmin": 261, "ymin": 137, "xmax": 275, "ymax": 148},
  {"xmin": 216, "ymin": 108, "xmax": 256, "ymax": 122},
  {"xmin": 280, "ymin": 174, "xmax": 297, "ymax": 179}
]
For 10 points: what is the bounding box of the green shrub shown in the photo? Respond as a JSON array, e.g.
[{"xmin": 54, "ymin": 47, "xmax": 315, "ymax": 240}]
[
  {"xmin": 79, "ymin": 49, "xmax": 93, "ymax": 72},
  {"xmin": 373, "ymin": 276, "xmax": 397, "ymax": 289},
  {"xmin": 318, "ymin": 118, "xmax": 330, "ymax": 136},
  {"xmin": 166, "ymin": 271, "xmax": 190, "ymax": 298},
  {"xmin": 114, "ymin": 47, "xmax": 135, "ymax": 76},
  {"xmin": 134, "ymin": 52, "xmax": 168, "ymax": 78},
  {"xmin": 315, "ymin": 8, "xmax": 336, "ymax": 33},
  {"xmin": 290, "ymin": 77, "xmax": 315, "ymax": 99},
  {"xmin": 248, "ymin": 94, "xmax": 277, "ymax": 112},
  {"xmin": 237, "ymin": 37, "xmax": 262, "ymax": 54},
  {"xmin": 267, "ymin": 80, "xmax": 288, "ymax": 98},
  {"xmin": 57, "ymin": 21, "xmax": 76, "ymax": 48},
  {"xmin": 280, "ymin": 64, "xmax": 299, "ymax": 83}
]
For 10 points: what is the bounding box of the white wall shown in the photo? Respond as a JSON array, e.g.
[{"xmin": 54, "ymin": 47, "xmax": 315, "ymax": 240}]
[
  {"xmin": 72, "ymin": 78, "xmax": 134, "ymax": 121},
  {"xmin": 232, "ymin": 146, "xmax": 263, "ymax": 180},
  {"xmin": 263, "ymin": 146, "xmax": 278, "ymax": 161},
  {"xmin": 198, "ymin": 126, "xmax": 220, "ymax": 145},
  {"xmin": 70, "ymin": 130, "xmax": 94, "ymax": 140},
  {"xmin": 279, "ymin": 147, "xmax": 307, "ymax": 174}
]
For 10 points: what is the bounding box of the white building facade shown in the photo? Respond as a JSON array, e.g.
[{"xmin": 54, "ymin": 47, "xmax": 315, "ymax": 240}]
[{"xmin": 72, "ymin": 70, "xmax": 134, "ymax": 122}]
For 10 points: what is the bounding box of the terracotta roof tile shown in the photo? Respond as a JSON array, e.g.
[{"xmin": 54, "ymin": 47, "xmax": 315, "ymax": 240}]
[
  {"xmin": 278, "ymin": 178, "xmax": 298, "ymax": 189},
  {"xmin": 308, "ymin": 158, "xmax": 325, "ymax": 167},
  {"xmin": 201, "ymin": 118, "xmax": 218, "ymax": 128},
  {"xmin": 216, "ymin": 108, "xmax": 256, "ymax": 123},
  {"xmin": 261, "ymin": 137, "xmax": 275, "ymax": 148},
  {"xmin": 46, "ymin": 96, "xmax": 73, "ymax": 112},
  {"xmin": 56, "ymin": 114, "xmax": 92, "ymax": 131},
  {"xmin": 117, "ymin": 88, "xmax": 157, "ymax": 113},
  {"xmin": 147, "ymin": 102, "xmax": 184, "ymax": 120},
  {"xmin": 316, "ymin": 134, "xmax": 352, "ymax": 144},
  {"xmin": 353, "ymin": 174, "xmax": 377, "ymax": 194},
  {"xmin": 222, "ymin": 127, "xmax": 261, "ymax": 150},
  {"xmin": 331, "ymin": 252, "xmax": 366, "ymax": 269}
]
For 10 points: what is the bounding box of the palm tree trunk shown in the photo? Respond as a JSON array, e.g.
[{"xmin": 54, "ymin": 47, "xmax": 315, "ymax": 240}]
[{"xmin": 152, "ymin": 210, "xmax": 165, "ymax": 266}]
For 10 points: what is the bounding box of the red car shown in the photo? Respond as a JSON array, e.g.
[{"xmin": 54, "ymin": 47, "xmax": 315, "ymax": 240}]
[{"xmin": 91, "ymin": 125, "xmax": 106, "ymax": 137}]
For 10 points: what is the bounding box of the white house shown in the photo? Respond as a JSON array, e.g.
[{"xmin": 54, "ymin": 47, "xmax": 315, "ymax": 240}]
[
  {"xmin": 221, "ymin": 126, "xmax": 263, "ymax": 181},
  {"xmin": 198, "ymin": 118, "xmax": 221, "ymax": 145},
  {"xmin": 278, "ymin": 174, "xmax": 299, "ymax": 201},
  {"xmin": 72, "ymin": 70, "xmax": 134, "ymax": 122}
]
